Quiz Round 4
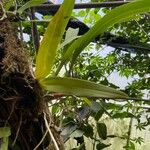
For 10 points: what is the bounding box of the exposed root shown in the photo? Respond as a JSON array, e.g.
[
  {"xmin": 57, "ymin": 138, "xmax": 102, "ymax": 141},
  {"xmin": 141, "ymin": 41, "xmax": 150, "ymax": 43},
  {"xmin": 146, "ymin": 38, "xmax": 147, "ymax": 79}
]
[
  {"xmin": 0, "ymin": 2, "xmax": 7, "ymax": 20},
  {"xmin": 33, "ymin": 129, "xmax": 48, "ymax": 150},
  {"xmin": 44, "ymin": 112, "xmax": 60, "ymax": 150},
  {"xmin": 5, "ymin": 100, "xmax": 16, "ymax": 125},
  {"xmin": 12, "ymin": 112, "xmax": 22, "ymax": 146}
]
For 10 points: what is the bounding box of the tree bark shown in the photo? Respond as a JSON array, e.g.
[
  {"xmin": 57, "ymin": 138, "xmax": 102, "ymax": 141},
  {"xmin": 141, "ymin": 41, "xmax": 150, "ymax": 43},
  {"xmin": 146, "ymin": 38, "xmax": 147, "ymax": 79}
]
[{"xmin": 0, "ymin": 19, "xmax": 63, "ymax": 150}]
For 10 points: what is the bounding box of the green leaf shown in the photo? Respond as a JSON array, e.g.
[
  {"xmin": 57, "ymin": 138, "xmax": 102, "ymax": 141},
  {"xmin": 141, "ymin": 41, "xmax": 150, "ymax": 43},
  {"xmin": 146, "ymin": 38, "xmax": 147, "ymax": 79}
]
[
  {"xmin": 17, "ymin": 0, "xmax": 47, "ymax": 14},
  {"xmin": 96, "ymin": 142, "xmax": 111, "ymax": 150},
  {"xmin": 81, "ymin": 124, "xmax": 94, "ymax": 138},
  {"xmin": 35, "ymin": 0, "xmax": 75, "ymax": 80},
  {"xmin": 124, "ymin": 141, "xmax": 136, "ymax": 150},
  {"xmin": 94, "ymin": 109, "xmax": 104, "ymax": 121},
  {"xmin": 0, "ymin": 127, "xmax": 11, "ymax": 150},
  {"xmin": 40, "ymin": 77, "xmax": 128, "ymax": 98},
  {"xmin": 0, "ymin": 138, "xmax": 9, "ymax": 150},
  {"xmin": 52, "ymin": 104, "xmax": 60, "ymax": 115},
  {"xmin": 97, "ymin": 123, "xmax": 107, "ymax": 140},
  {"xmin": 129, "ymin": 141, "xmax": 136, "ymax": 150},
  {"xmin": 4, "ymin": 0, "xmax": 14, "ymax": 11},
  {"xmin": 0, "ymin": 127, "xmax": 11, "ymax": 138},
  {"xmin": 112, "ymin": 112, "xmax": 135, "ymax": 119},
  {"xmin": 57, "ymin": 0, "xmax": 150, "ymax": 73}
]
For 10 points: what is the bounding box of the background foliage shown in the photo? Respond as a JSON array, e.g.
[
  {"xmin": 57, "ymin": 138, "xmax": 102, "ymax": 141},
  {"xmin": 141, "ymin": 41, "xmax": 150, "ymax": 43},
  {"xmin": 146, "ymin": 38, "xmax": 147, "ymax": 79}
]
[{"xmin": 3, "ymin": 0, "xmax": 150, "ymax": 149}]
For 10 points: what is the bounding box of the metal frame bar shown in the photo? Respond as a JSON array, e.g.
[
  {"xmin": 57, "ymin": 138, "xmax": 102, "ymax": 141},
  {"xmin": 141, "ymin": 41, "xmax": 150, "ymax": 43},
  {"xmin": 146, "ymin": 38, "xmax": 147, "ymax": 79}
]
[{"xmin": 34, "ymin": 1, "xmax": 130, "ymax": 13}]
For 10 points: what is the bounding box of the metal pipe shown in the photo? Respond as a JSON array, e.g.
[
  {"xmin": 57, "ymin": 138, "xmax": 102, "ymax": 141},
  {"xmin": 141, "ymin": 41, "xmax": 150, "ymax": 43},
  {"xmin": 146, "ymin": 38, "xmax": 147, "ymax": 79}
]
[{"xmin": 33, "ymin": 1, "xmax": 130, "ymax": 14}]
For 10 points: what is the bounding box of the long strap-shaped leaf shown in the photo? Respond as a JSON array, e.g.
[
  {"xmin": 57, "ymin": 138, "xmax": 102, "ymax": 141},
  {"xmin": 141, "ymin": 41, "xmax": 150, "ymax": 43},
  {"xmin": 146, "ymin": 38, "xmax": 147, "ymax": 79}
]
[
  {"xmin": 56, "ymin": 0, "xmax": 150, "ymax": 74},
  {"xmin": 40, "ymin": 77, "xmax": 128, "ymax": 98},
  {"xmin": 18, "ymin": 0, "xmax": 47, "ymax": 14},
  {"xmin": 35, "ymin": 0, "xmax": 75, "ymax": 80}
]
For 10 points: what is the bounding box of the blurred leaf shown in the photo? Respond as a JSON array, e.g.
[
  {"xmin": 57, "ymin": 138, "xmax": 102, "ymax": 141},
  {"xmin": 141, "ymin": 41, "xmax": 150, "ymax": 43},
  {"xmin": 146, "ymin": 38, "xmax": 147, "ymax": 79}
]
[
  {"xmin": 0, "ymin": 127, "xmax": 11, "ymax": 138},
  {"xmin": 52, "ymin": 104, "xmax": 60, "ymax": 115},
  {"xmin": 96, "ymin": 142, "xmax": 111, "ymax": 150},
  {"xmin": 42, "ymin": 15, "xmax": 53, "ymax": 20},
  {"xmin": 112, "ymin": 112, "xmax": 135, "ymax": 119},
  {"xmin": 81, "ymin": 124, "xmax": 94, "ymax": 138},
  {"xmin": 97, "ymin": 123, "xmax": 107, "ymax": 140},
  {"xmin": 136, "ymin": 122, "xmax": 146, "ymax": 130},
  {"xmin": 40, "ymin": 77, "xmax": 128, "ymax": 98},
  {"xmin": 83, "ymin": 98, "xmax": 92, "ymax": 106},
  {"xmin": 78, "ymin": 10, "xmax": 86, "ymax": 17},
  {"xmin": 130, "ymin": 141, "xmax": 136, "ymax": 150},
  {"xmin": 107, "ymin": 135, "xmax": 117, "ymax": 138},
  {"xmin": 124, "ymin": 141, "xmax": 135, "ymax": 150},
  {"xmin": 0, "ymin": 138, "xmax": 9, "ymax": 150},
  {"xmin": 62, "ymin": 116, "xmax": 75, "ymax": 126},
  {"xmin": 71, "ymin": 143, "xmax": 85, "ymax": 150},
  {"xmin": 18, "ymin": 0, "xmax": 47, "ymax": 14},
  {"xmin": 105, "ymin": 103, "xmax": 122, "ymax": 110},
  {"xmin": 94, "ymin": 109, "xmax": 104, "ymax": 121},
  {"xmin": 133, "ymin": 137, "xmax": 144, "ymax": 145},
  {"xmin": 4, "ymin": 0, "xmax": 14, "ymax": 11},
  {"xmin": 35, "ymin": 0, "xmax": 74, "ymax": 80},
  {"xmin": 0, "ymin": 127, "xmax": 11, "ymax": 150}
]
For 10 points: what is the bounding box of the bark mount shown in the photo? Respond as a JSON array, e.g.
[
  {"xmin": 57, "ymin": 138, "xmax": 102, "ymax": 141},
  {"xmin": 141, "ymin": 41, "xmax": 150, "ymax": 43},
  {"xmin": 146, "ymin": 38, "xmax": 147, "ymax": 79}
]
[{"xmin": 0, "ymin": 19, "xmax": 63, "ymax": 150}]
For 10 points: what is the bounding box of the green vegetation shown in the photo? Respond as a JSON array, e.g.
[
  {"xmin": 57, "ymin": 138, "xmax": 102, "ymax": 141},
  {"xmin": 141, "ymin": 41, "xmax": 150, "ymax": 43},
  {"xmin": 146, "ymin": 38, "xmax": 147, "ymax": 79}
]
[{"xmin": 0, "ymin": 0, "xmax": 149, "ymax": 149}]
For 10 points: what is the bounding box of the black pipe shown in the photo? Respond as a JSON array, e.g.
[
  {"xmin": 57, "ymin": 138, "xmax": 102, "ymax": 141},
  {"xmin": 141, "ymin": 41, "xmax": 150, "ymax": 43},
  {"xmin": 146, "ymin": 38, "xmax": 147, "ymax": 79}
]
[{"xmin": 34, "ymin": 1, "xmax": 129, "ymax": 14}]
